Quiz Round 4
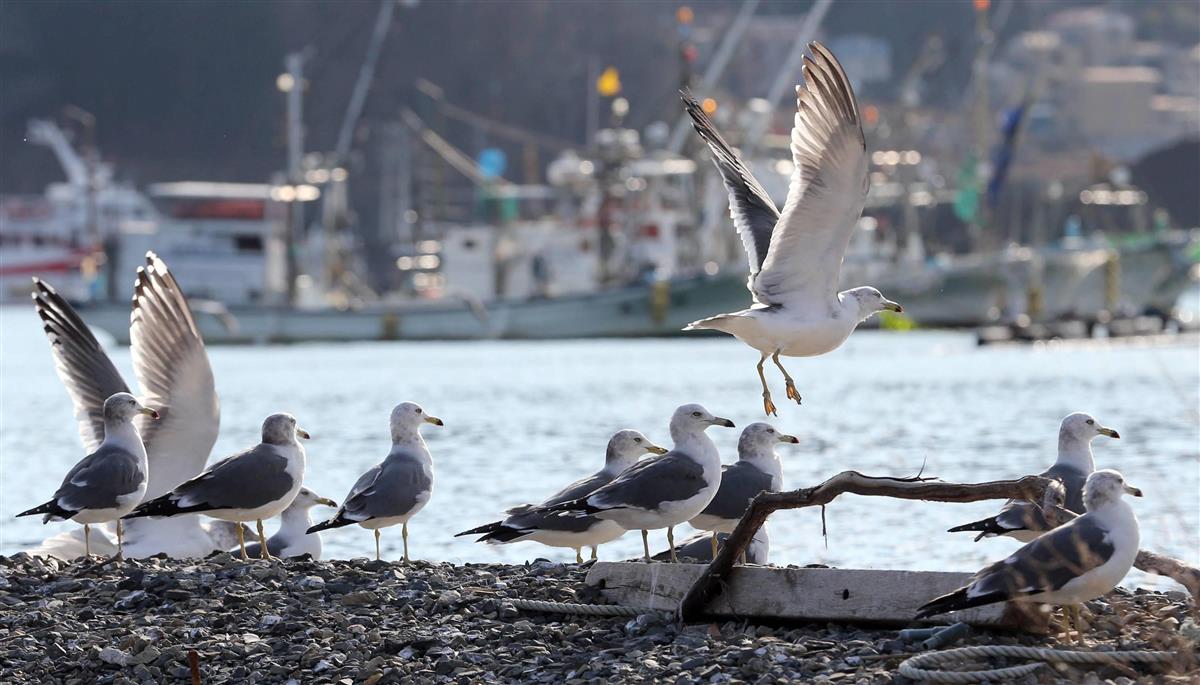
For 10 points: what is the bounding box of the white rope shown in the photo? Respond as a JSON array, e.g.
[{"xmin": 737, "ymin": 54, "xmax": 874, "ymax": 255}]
[
  {"xmin": 898, "ymin": 644, "xmax": 1177, "ymax": 683},
  {"xmin": 508, "ymin": 598, "xmax": 648, "ymax": 617}
]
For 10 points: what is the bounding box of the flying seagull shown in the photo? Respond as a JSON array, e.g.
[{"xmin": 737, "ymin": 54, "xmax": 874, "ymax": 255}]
[
  {"xmin": 17, "ymin": 392, "xmax": 159, "ymax": 558},
  {"xmin": 27, "ymin": 255, "xmax": 240, "ymax": 559},
  {"xmin": 682, "ymin": 42, "xmax": 900, "ymax": 416},
  {"xmin": 242, "ymin": 487, "xmax": 337, "ymax": 560},
  {"xmin": 543, "ymin": 404, "xmax": 734, "ymax": 562},
  {"xmin": 918, "ymin": 470, "xmax": 1142, "ymax": 643},
  {"xmin": 689, "ymin": 422, "xmax": 797, "ymax": 557},
  {"xmin": 949, "ymin": 413, "xmax": 1119, "ymax": 542},
  {"xmin": 456, "ymin": 429, "xmax": 667, "ymax": 563},
  {"xmin": 308, "ymin": 402, "xmax": 442, "ymax": 562},
  {"xmin": 124, "ymin": 413, "xmax": 311, "ymax": 560}
]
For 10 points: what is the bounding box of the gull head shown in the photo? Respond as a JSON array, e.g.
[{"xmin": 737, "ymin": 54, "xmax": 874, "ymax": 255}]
[
  {"xmin": 738, "ymin": 422, "xmax": 798, "ymax": 461},
  {"xmin": 263, "ymin": 413, "xmax": 310, "ymax": 445},
  {"xmin": 103, "ymin": 392, "xmax": 159, "ymax": 423},
  {"xmin": 606, "ymin": 429, "xmax": 668, "ymax": 470},
  {"xmin": 1061, "ymin": 412, "xmax": 1120, "ymax": 442},
  {"xmin": 1083, "ymin": 469, "xmax": 1142, "ymax": 511},
  {"xmin": 845, "ymin": 286, "xmax": 902, "ymax": 322},
  {"xmin": 671, "ymin": 404, "xmax": 735, "ymax": 435},
  {"xmin": 390, "ymin": 401, "xmax": 443, "ymax": 437},
  {"xmin": 294, "ymin": 487, "xmax": 338, "ymax": 510}
]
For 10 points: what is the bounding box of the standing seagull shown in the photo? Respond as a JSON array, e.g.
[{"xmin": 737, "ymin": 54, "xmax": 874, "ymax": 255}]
[
  {"xmin": 544, "ymin": 404, "xmax": 735, "ymax": 562},
  {"xmin": 455, "ymin": 429, "xmax": 667, "ymax": 562},
  {"xmin": 242, "ymin": 488, "xmax": 337, "ymax": 560},
  {"xmin": 683, "ymin": 42, "xmax": 901, "ymax": 416},
  {"xmin": 689, "ymin": 422, "xmax": 797, "ymax": 557},
  {"xmin": 949, "ymin": 413, "xmax": 1119, "ymax": 542},
  {"xmin": 918, "ymin": 470, "xmax": 1142, "ymax": 643},
  {"xmin": 308, "ymin": 403, "xmax": 442, "ymax": 562},
  {"xmin": 28, "ymin": 254, "xmax": 239, "ymax": 559},
  {"xmin": 124, "ymin": 413, "xmax": 311, "ymax": 560},
  {"xmin": 17, "ymin": 392, "xmax": 159, "ymax": 558}
]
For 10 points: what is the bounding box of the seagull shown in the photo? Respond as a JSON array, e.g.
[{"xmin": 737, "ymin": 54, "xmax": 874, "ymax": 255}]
[
  {"xmin": 682, "ymin": 42, "xmax": 901, "ymax": 416},
  {"xmin": 124, "ymin": 413, "xmax": 311, "ymax": 560},
  {"xmin": 654, "ymin": 526, "xmax": 770, "ymax": 565},
  {"xmin": 242, "ymin": 487, "xmax": 337, "ymax": 560},
  {"xmin": 17, "ymin": 392, "xmax": 159, "ymax": 559},
  {"xmin": 918, "ymin": 470, "xmax": 1142, "ymax": 643},
  {"xmin": 689, "ymin": 422, "xmax": 797, "ymax": 557},
  {"xmin": 307, "ymin": 403, "xmax": 441, "ymax": 562},
  {"xmin": 27, "ymin": 254, "xmax": 238, "ymax": 559},
  {"xmin": 543, "ymin": 404, "xmax": 735, "ymax": 562},
  {"xmin": 949, "ymin": 413, "xmax": 1119, "ymax": 542},
  {"xmin": 455, "ymin": 429, "xmax": 668, "ymax": 563}
]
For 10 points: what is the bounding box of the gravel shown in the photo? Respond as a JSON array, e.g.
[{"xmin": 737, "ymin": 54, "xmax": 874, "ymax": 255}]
[{"xmin": 0, "ymin": 553, "xmax": 1195, "ymax": 684}]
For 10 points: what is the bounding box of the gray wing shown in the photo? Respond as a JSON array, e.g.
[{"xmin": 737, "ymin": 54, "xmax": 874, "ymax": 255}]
[
  {"xmin": 683, "ymin": 94, "xmax": 780, "ymax": 281},
  {"xmin": 1042, "ymin": 464, "xmax": 1088, "ymax": 514},
  {"xmin": 32, "ymin": 278, "xmax": 131, "ymax": 452},
  {"xmin": 243, "ymin": 534, "xmax": 287, "ymax": 559},
  {"xmin": 340, "ymin": 453, "xmax": 431, "ymax": 521},
  {"xmin": 506, "ymin": 508, "xmax": 606, "ymax": 534},
  {"xmin": 55, "ymin": 443, "xmax": 144, "ymax": 512},
  {"xmin": 174, "ymin": 444, "xmax": 292, "ymax": 510},
  {"xmin": 656, "ymin": 527, "xmax": 771, "ymax": 564},
  {"xmin": 541, "ymin": 471, "xmax": 612, "ymax": 507},
  {"xmin": 130, "ymin": 253, "xmax": 221, "ymax": 499},
  {"xmin": 588, "ymin": 452, "xmax": 706, "ymax": 511},
  {"xmin": 698, "ymin": 462, "xmax": 774, "ymax": 520},
  {"xmin": 966, "ymin": 515, "xmax": 1115, "ymax": 601}
]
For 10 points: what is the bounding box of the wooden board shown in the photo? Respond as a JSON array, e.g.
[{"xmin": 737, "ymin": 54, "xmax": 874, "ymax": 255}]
[{"xmin": 585, "ymin": 562, "xmax": 1047, "ymax": 631}]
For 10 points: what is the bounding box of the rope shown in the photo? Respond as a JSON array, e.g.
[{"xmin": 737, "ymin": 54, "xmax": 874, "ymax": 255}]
[
  {"xmin": 898, "ymin": 645, "xmax": 1177, "ymax": 683},
  {"xmin": 508, "ymin": 599, "xmax": 649, "ymax": 617}
]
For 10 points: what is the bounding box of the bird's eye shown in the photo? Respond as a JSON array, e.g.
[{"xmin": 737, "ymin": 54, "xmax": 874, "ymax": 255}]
[
  {"xmin": 634, "ymin": 437, "xmax": 642, "ymax": 443},
  {"xmin": 767, "ymin": 428, "xmax": 775, "ymax": 433},
  {"xmin": 692, "ymin": 411, "xmax": 702, "ymax": 417},
  {"xmin": 416, "ymin": 408, "xmax": 422, "ymax": 414},
  {"xmin": 1086, "ymin": 419, "xmax": 1094, "ymax": 425}
]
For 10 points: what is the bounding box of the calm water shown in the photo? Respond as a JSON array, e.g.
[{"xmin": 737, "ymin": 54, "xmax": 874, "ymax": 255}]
[{"xmin": 1, "ymin": 307, "xmax": 1197, "ymax": 589}]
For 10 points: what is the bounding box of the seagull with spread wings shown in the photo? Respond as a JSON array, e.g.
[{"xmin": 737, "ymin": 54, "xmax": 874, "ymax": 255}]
[{"xmin": 683, "ymin": 42, "xmax": 901, "ymax": 416}]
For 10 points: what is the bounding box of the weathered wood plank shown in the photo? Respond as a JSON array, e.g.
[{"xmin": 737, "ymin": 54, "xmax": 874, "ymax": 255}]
[{"xmin": 586, "ymin": 562, "xmax": 1047, "ymax": 631}]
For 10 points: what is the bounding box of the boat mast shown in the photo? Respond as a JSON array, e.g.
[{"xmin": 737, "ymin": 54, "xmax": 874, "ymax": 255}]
[{"xmin": 283, "ymin": 50, "xmax": 307, "ymax": 307}]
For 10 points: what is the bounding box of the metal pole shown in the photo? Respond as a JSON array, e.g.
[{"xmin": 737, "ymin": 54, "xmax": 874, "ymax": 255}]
[
  {"xmin": 333, "ymin": 0, "xmax": 396, "ymax": 167},
  {"xmin": 285, "ymin": 51, "xmax": 306, "ymax": 306},
  {"xmin": 742, "ymin": 0, "xmax": 834, "ymax": 157},
  {"xmin": 666, "ymin": 0, "xmax": 762, "ymax": 154},
  {"xmin": 585, "ymin": 57, "xmax": 599, "ymax": 148}
]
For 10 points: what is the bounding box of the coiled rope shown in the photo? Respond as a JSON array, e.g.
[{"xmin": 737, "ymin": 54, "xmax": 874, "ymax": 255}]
[
  {"xmin": 509, "ymin": 600, "xmax": 1178, "ymax": 682},
  {"xmin": 898, "ymin": 645, "xmax": 1177, "ymax": 683},
  {"xmin": 508, "ymin": 598, "xmax": 647, "ymax": 617}
]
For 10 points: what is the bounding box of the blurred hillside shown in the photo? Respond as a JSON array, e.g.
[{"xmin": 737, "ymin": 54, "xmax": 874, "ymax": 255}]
[{"xmin": 2, "ymin": 0, "xmax": 1197, "ymax": 193}]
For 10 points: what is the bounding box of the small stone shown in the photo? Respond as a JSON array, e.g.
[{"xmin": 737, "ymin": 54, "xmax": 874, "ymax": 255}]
[{"xmin": 99, "ymin": 646, "xmax": 130, "ymax": 666}]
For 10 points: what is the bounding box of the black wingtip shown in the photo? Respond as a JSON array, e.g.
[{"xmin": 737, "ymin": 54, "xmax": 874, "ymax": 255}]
[
  {"xmin": 306, "ymin": 517, "xmax": 353, "ymax": 534},
  {"xmin": 454, "ymin": 520, "xmax": 502, "ymax": 538}
]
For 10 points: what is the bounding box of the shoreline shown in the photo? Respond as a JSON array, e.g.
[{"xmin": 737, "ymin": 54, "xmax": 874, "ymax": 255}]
[{"xmin": 1, "ymin": 554, "xmax": 1195, "ymax": 684}]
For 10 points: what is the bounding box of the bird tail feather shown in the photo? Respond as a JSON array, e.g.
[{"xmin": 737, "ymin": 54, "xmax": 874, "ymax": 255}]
[
  {"xmin": 947, "ymin": 516, "xmax": 1008, "ymax": 541},
  {"xmin": 306, "ymin": 516, "xmax": 355, "ymax": 534},
  {"xmin": 455, "ymin": 521, "xmax": 503, "ymax": 538},
  {"xmin": 17, "ymin": 500, "xmax": 72, "ymax": 522}
]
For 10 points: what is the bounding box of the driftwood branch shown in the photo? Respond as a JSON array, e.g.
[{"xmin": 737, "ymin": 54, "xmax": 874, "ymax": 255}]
[{"xmin": 677, "ymin": 471, "xmax": 1200, "ymax": 622}]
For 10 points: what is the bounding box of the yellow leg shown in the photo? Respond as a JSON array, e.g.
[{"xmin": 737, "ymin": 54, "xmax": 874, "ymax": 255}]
[
  {"xmin": 757, "ymin": 354, "xmax": 777, "ymax": 416},
  {"xmin": 115, "ymin": 520, "xmax": 124, "ymax": 561},
  {"xmin": 402, "ymin": 522, "xmax": 409, "ymax": 563},
  {"xmin": 590, "ymin": 546, "xmax": 598, "ymax": 561},
  {"xmin": 710, "ymin": 533, "xmax": 719, "ymax": 558},
  {"xmin": 641, "ymin": 530, "xmax": 650, "ymax": 562},
  {"xmin": 374, "ymin": 529, "xmax": 381, "ymax": 561},
  {"xmin": 84, "ymin": 524, "xmax": 91, "ymax": 559},
  {"xmin": 772, "ymin": 350, "xmax": 801, "ymax": 404},
  {"xmin": 668, "ymin": 527, "xmax": 677, "ymax": 563},
  {"xmin": 256, "ymin": 520, "xmax": 273, "ymax": 560},
  {"xmin": 237, "ymin": 525, "xmax": 247, "ymax": 560},
  {"xmin": 574, "ymin": 548, "xmax": 583, "ymax": 564}
]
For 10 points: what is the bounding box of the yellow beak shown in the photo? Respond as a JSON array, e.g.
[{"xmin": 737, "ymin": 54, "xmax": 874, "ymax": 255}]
[
  {"xmin": 647, "ymin": 444, "xmax": 669, "ymax": 455},
  {"xmin": 1124, "ymin": 484, "xmax": 1143, "ymax": 497},
  {"xmin": 778, "ymin": 433, "xmax": 799, "ymax": 444},
  {"xmin": 1098, "ymin": 427, "xmax": 1120, "ymax": 439},
  {"xmin": 424, "ymin": 415, "xmax": 444, "ymax": 426},
  {"xmin": 883, "ymin": 300, "xmax": 903, "ymax": 313},
  {"xmin": 138, "ymin": 406, "xmax": 161, "ymax": 420},
  {"xmin": 296, "ymin": 428, "xmax": 312, "ymax": 440},
  {"xmin": 316, "ymin": 497, "xmax": 338, "ymax": 507}
]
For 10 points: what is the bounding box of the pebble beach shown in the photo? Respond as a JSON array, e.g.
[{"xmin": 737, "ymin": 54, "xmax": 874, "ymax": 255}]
[{"xmin": 2, "ymin": 554, "xmax": 1196, "ymax": 684}]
